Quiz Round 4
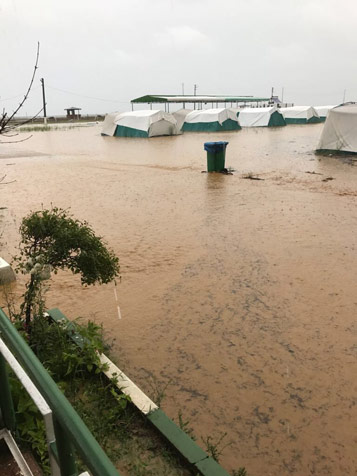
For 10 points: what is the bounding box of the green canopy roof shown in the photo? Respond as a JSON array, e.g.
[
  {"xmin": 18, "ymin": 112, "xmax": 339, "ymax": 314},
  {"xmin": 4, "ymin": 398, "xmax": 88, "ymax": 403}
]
[{"xmin": 131, "ymin": 95, "xmax": 270, "ymax": 104}]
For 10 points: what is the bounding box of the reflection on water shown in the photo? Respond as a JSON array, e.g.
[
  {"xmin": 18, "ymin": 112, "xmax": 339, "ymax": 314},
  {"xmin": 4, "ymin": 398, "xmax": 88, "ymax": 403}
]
[{"xmin": 1, "ymin": 124, "xmax": 357, "ymax": 475}]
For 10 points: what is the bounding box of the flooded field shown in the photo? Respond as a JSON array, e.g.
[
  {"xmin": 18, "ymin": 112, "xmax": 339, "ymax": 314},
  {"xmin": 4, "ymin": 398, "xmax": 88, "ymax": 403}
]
[{"xmin": 1, "ymin": 124, "xmax": 356, "ymax": 475}]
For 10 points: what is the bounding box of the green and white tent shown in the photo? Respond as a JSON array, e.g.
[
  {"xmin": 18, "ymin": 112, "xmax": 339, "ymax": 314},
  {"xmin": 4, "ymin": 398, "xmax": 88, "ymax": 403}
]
[
  {"xmin": 172, "ymin": 108, "xmax": 193, "ymax": 133},
  {"xmin": 316, "ymin": 103, "xmax": 357, "ymax": 154},
  {"xmin": 182, "ymin": 108, "xmax": 241, "ymax": 132},
  {"xmin": 101, "ymin": 112, "xmax": 119, "ymax": 136},
  {"xmin": 102, "ymin": 110, "xmax": 178, "ymax": 138},
  {"xmin": 280, "ymin": 106, "xmax": 321, "ymax": 124},
  {"xmin": 313, "ymin": 105, "xmax": 337, "ymax": 122},
  {"xmin": 235, "ymin": 106, "xmax": 286, "ymax": 127}
]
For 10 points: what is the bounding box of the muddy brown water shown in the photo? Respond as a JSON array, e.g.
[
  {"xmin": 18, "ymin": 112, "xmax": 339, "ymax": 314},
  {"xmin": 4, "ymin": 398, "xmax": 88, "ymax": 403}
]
[{"xmin": 1, "ymin": 124, "xmax": 357, "ymax": 475}]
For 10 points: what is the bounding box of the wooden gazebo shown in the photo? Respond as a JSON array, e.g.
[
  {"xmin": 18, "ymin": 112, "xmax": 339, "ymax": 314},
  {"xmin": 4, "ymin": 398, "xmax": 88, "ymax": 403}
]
[{"xmin": 64, "ymin": 107, "xmax": 81, "ymax": 120}]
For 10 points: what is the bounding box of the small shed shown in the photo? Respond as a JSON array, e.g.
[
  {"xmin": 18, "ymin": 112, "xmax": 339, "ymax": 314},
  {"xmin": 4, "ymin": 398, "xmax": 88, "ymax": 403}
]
[{"xmin": 65, "ymin": 107, "xmax": 81, "ymax": 120}]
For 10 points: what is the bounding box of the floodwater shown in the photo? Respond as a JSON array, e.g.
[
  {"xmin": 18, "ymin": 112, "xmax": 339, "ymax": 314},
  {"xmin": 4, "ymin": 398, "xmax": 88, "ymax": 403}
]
[{"xmin": 1, "ymin": 124, "xmax": 356, "ymax": 475}]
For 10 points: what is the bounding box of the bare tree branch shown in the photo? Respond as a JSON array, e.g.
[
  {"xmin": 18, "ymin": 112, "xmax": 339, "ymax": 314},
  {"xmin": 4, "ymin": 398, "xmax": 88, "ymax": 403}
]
[
  {"xmin": 0, "ymin": 135, "xmax": 33, "ymax": 144},
  {"xmin": 0, "ymin": 42, "xmax": 41, "ymax": 136},
  {"xmin": 8, "ymin": 106, "xmax": 44, "ymax": 129}
]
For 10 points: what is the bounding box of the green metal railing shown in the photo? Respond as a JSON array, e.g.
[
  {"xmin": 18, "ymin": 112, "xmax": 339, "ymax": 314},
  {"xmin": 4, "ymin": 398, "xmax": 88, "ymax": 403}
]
[{"xmin": 0, "ymin": 307, "xmax": 120, "ymax": 476}]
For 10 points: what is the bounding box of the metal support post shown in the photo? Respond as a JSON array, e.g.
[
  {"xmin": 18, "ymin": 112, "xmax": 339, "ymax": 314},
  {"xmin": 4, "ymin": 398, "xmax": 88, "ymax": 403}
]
[
  {"xmin": 0, "ymin": 353, "xmax": 16, "ymax": 432},
  {"xmin": 53, "ymin": 417, "xmax": 77, "ymax": 476}
]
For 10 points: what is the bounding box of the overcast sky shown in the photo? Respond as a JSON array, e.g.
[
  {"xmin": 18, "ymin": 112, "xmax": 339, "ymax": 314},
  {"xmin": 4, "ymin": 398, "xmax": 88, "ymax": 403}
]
[{"xmin": 1, "ymin": 0, "xmax": 357, "ymax": 116}]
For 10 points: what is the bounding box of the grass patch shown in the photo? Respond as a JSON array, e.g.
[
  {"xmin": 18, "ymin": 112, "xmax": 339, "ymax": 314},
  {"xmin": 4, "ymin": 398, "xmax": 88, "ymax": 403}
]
[
  {"xmin": 10, "ymin": 314, "xmax": 195, "ymax": 475},
  {"xmin": 18, "ymin": 124, "xmax": 94, "ymax": 132}
]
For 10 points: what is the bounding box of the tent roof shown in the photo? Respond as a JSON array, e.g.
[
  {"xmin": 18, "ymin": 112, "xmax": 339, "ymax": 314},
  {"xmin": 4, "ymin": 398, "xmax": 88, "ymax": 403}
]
[
  {"xmin": 113, "ymin": 109, "xmax": 177, "ymax": 132},
  {"xmin": 237, "ymin": 106, "xmax": 282, "ymax": 127},
  {"xmin": 280, "ymin": 105, "xmax": 319, "ymax": 119},
  {"xmin": 132, "ymin": 95, "xmax": 270, "ymax": 103},
  {"xmin": 184, "ymin": 108, "xmax": 239, "ymax": 124},
  {"xmin": 317, "ymin": 103, "xmax": 357, "ymax": 153},
  {"xmin": 331, "ymin": 102, "xmax": 357, "ymax": 114},
  {"xmin": 313, "ymin": 105, "xmax": 338, "ymax": 117},
  {"xmin": 116, "ymin": 109, "xmax": 165, "ymax": 118},
  {"xmin": 238, "ymin": 106, "xmax": 277, "ymax": 113},
  {"xmin": 314, "ymin": 105, "xmax": 337, "ymax": 110},
  {"xmin": 280, "ymin": 106, "xmax": 314, "ymax": 112}
]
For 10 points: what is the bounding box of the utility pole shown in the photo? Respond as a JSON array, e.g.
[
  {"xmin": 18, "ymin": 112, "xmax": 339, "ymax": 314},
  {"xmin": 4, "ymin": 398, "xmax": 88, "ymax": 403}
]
[
  {"xmin": 182, "ymin": 83, "xmax": 185, "ymax": 95},
  {"xmin": 281, "ymin": 87, "xmax": 284, "ymax": 104},
  {"xmin": 194, "ymin": 84, "xmax": 198, "ymax": 96},
  {"xmin": 40, "ymin": 78, "xmax": 47, "ymax": 125}
]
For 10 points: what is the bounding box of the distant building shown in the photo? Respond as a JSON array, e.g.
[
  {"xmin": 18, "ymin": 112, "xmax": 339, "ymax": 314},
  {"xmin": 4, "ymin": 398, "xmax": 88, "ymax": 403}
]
[
  {"xmin": 269, "ymin": 96, "xmax": 282, "ymax": 106},
  {"xmin": 65, "ymin": 107, "xmax": 81, "ymax": 119}
]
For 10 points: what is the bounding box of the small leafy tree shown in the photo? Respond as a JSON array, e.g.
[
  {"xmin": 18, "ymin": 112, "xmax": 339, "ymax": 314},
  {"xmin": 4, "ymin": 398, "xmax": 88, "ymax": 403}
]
[{"xmin": 14, "ymin": 207, "xmax": 120, "ymax": 327}]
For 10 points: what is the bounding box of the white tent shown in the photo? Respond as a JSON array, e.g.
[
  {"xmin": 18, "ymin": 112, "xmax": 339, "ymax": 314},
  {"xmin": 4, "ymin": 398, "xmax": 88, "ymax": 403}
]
[
  {"xmin": 280, "ymin": 106, "xmax": 320, "ymax": 124},
  {"xmin": 316, "ymin": 103, "xmax": 357, "ymax": 154},
  {"xmin": 182, "ymin": 108, "xmax": 241, "ymax": 132},
  {"xmin": 101, "ymin": 112, "xmax": 119, "ymax": 136},
  {"xmin": 313, "ymin": 105, "xmax": 337, "ymax": 121},
  {"xmin": 235, "ymin": 106, "xmax": 286, "ymax": 127},
  {"xmin": 172, "ymin": 109, "xmax": 193, "ymax": 133},
  {"xmin": 102, "ymin": 110, "xmax": 178, "ymax": 137}
]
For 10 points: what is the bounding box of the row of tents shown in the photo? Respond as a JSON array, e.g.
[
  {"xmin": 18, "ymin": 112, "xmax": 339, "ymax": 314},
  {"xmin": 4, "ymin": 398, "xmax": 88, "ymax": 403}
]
[
  {"xmin": 102, "ymin": 105, "xmax": 335, "ymax": 139},
  {"xmin": 102, "ymin": 103, "xmax": 357, "ymax": 154}
]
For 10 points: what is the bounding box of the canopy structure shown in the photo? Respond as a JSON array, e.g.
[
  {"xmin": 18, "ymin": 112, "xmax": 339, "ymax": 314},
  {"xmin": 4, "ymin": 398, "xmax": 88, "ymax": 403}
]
[
  {"xmin": 182, "ymin": 108, "xmax": 241, "ymax": 132},
  {"xmin": 316, "ymin": 103, "xmax": 357, "ymax": 154},
  {"xmin": 313, "ymin": 105, "xmax": 337, "ymax": 122},
  {"xmin": 101, "ymin": 110, "xmax": 178, "ymax": 138},
  {"xmin": 235, "ymin": 106, "xmax": 286, "ymax": 127},
  {"xmin": 280, "ymin": 106, "xmax": 321, "ymax": 124},
  {"xmin": 131, "ymin": 94, "xmax": 270, "ymax": 111}
]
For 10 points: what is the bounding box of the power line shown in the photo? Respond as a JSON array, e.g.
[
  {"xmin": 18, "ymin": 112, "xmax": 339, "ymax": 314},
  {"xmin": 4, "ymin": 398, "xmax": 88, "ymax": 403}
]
[
  {"xmin": 46, "ymin": 85, "xmax": 128, "ymax": 103},
  {"xmin": 1, "ymin": 86, "xmax": 41, "ymax": 102}
]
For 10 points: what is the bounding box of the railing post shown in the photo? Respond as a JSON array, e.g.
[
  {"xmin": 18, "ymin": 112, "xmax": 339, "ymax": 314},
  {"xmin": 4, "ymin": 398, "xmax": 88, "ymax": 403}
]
[
  {"xmin": 0, "ymin": 352, "xmax": 17, "ymax": 432},
  {"xmin": 0, "ymin": 308, "xmax": 120, "ymax": 476},
  {"xmin": 53, "ymin": 417, "xmax": 77, "ymax": 476}
]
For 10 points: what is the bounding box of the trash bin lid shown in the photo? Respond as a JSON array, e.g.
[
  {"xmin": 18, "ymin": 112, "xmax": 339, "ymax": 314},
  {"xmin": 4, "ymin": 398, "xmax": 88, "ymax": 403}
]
[{"xmin": 203, "ymin": 141, "xmax": 229, "ymax": 152}]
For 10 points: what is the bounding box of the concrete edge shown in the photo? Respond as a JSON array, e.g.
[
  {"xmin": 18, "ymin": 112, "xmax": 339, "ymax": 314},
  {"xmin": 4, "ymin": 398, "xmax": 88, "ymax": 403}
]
[
  {"xmin": 0, "ymin": 257, "xmax": 16, "ymax": 285},
  {"xmin": 99, "ymin": 353, "xmax": 158, "ymax": 415},
  {"xmin": 46, "ymin": 308, "xmax": 231, "ymax": 476}
]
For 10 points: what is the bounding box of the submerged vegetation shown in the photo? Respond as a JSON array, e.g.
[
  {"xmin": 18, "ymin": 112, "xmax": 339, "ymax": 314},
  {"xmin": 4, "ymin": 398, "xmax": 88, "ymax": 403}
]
[{"xmin": 18, "ymin": 124, "xmax": 97, "ymax": 132}]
